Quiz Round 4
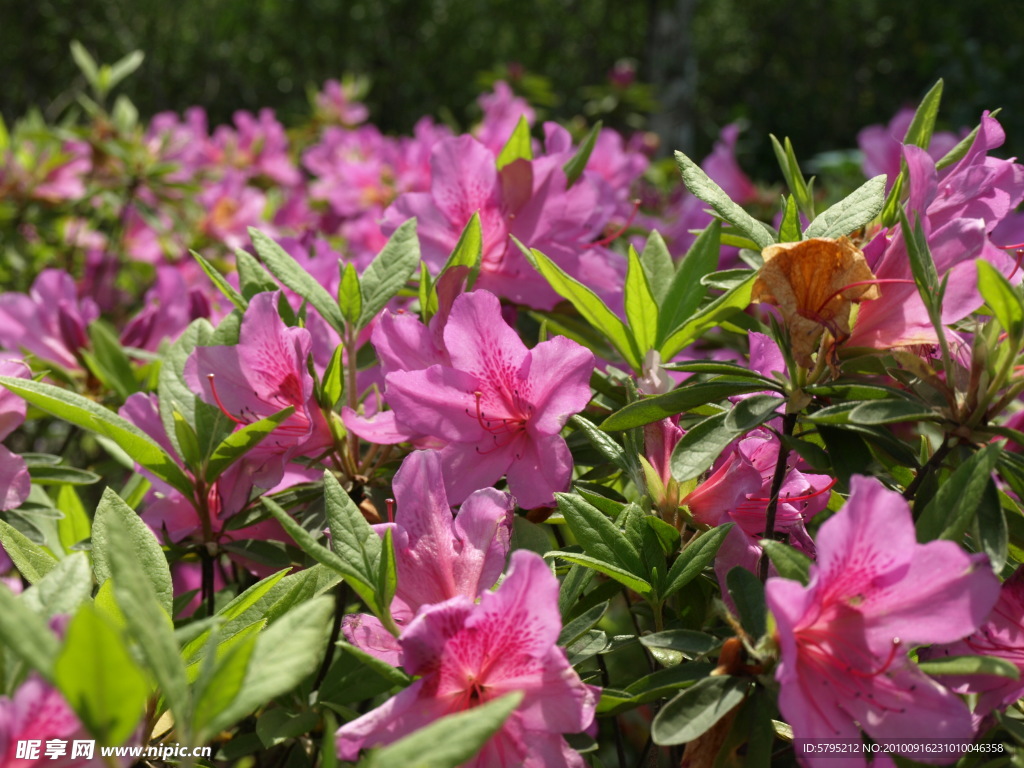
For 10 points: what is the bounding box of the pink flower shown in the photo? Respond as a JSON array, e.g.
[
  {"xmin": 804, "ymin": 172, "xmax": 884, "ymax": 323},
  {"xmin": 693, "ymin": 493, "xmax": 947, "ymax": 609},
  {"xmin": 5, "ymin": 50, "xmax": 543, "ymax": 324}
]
[
  {"xmin": 0, "ymin": 359, "xmax": 31, "ymax": 512},
  {"xmin": 0, "ymin": 270, "xmax": 98, "ymax": 371},
  {"xmin": 336, "ymin": 550, "xmax": 598, "ymax": 768},
  {"xmin": 374, "ymin": 291, "xmax": 594, "ymax": 508},
  {"xmin": 343, "ymin": 450, "xmax": 514, "ymax": 665},
  {"xmin": 922, "ymin": 565, "xmax": 1024, "ymax": 718},
  {"xmin": 0, "ymin": 674, "xmax": 109, "ymax": 767},
  {"xmin": 474, "ymin": 81, "xmax": 536, "ymax": 154},
  {"xmin": 857, "ymin": 107, "xmax": 961, "ymax": 189},
  {"xmin": 766, "ymin": 476, "xmax": 1000, "ymax": 767},
  {"xmin": 314, "ymin": 79, "xmax": 370, "ymax": 126},
  {"xmin": 185, "ymin": 291, "xmax": 333, "ymax": 489}
]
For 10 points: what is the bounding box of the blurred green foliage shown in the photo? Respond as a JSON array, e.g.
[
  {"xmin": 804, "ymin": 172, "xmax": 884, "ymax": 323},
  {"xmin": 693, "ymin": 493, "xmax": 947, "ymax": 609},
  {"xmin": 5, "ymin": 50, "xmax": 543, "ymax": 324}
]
[{"xmin": 2, "ymin": 0, "xmax": 1023, "ymax": 174}]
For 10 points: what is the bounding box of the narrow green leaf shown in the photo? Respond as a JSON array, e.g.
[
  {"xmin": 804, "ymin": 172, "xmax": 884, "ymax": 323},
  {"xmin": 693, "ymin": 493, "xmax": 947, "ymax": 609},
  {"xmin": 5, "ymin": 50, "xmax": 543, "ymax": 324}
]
[
  {"xmin": 193, "ymin": 629, "xmax": 259, "ymax": 739},
  {"xmin": 55, "ymin": 484, "xmax": 91, "ymax": 552},
  {"xmin": 759, "ymin": 539, "xmax": 812, "ymax": 584},
  {"xmin": 106, "ymin": 50, "xmax": 145, "ymax": 91},
  {"xmin": 53, "ymin": 603, "xmax": 149, "ymax": 746},
  {"xmin": 973, "ymin": 481, "xmax": 1008, "ymax": 572},
  {"xmin": 235, "ymin": 247, "xmax": 280, "ymax": 299},
  {"xmin": 191, "ymin": 250, "xmax": 248, "ymax": 311},
  {"xmin": 524, "ymin": 244, "xmax": 641, "ymax": 369},
  {"xmin": 652, "ymin": 676, "xmax": 749, "ymax": 745},
  {"xmin": 70, "ymin": 41, "xmax": 100, "ymax": 87},
  {"xmin": 899, "ymin": 206, "xmax": 940, "ymax": 299},
  {"xmin": 557, "ymin": 601, "xmax": 608, "ymax": 647},
  {"xmin": 92, "ymin": 488, "xmax": 174, "ymax": 623},
  {"xmin": 917, "ymin": 444, "xmax": 1001, "ymax": 542},
  {"xmin": 727, "ymin": 567, "xmax": 766, "ymax": 638},
  {"xmin": 321, "ymin": 344, "xmax": 345, "ymax": 407},
  {"xmin": 379, "ymin": 526, "xmax": 398, "ymax": 610},
  {"xmin": 571, "ymin": 414, "xmax": 629, "ymax": 473},
  {"xmin": 674, "ymin": 151, "xmax": 775, "ymax": 249},
  {"xmin": 778, "ymin": 195, "xmax": 801, "ymax": 243},
  {"xmin": 547, "ymin": 551, "xmax": 652, "ymax": 596},
  {"xmin": 172, "ymin": 411, "xmax": 202, "ymax": 468},
  {"xmin": 27, "ymin": 464, "xmax": 100, "ymax": 485},
  {"xmin": 205, "ymin": 405, "xmax": 295, "ymax": 482},
  {"xmin": 0, "ymin": 376, "xmax": 193, "ymax": 496},
  {"xmin": 496, "ymin": 115, "xmax": 533, "ymax": 169},
  {"xmin": 669, "ymin": 411, "xmax": 737, "ymax": 483},
  {"xmin": 205, "ymin": 596, "xmax": 333, "ymax": 733},
  {"xmin": 624, "ymin": 245, "xmax": 659, "ymax": 352},
  {"xmin": 0, "ymin": 518, "xmax": 57, "ymax": 583},
  {"xmin": 723, "ymin": 394, "xmax": 782, "ymax": 432},
  {"xmin": 639, "ymin": 630, "xmax": 718, "ymax": 657},
  {"xmin": 358, "ymin": 219, "xmax": 421, "ymax": 328},
  {"xmin": 918, "ymin": 654, "xmax": 1020, "ymax": 679},
  {"xmin": 601, "ymin": 379, "xmax": 769, "ymax": 432},
  {"xmin": 803, "ymin": 175, "xmax": 886, "ymax": 239},
  {"xmin": 366, "ymin": 692, "xmax": 523, "ymax": 768},
  {"xmin": 324, "ymin": 471, "xmax": 385, "ymax": 609},
  {"xmin": 250, "ymin": 228, "xmax": 345, "ymax": 333},
  {"xmin": 87, "ymin": 320, "xmax": 138, "ymax": 400},
  {"xmin": 338, "ymin": 261, "xmax": 362, "ymax": 326},
  {"xmin": 657, "ymin": 221, "xmax": 722, "ymax": 344},
  {"xmin": 0, "ymin": 581, "xmax": 61, "ymax": 676},
  {"xmin": 978, "ymin": 259, "xmax": 1024, "ymax": 340},
  {"xmin": 640, "ymin": 230, "xmax": 674, "ymax": 305},
  {"xmin": 847, "ymin": 399, "xmax": 939, "ymax": 425},
  {"xmin": 658, "ymin": 272, "xmax": 757, "ymax": 360},
  {"xmin": 563, "ymin": 121, "xmax": 602, "ymax": 188},
  {"xmin": 663, "ymin": 523, "xmax": 734, "ymax": 599},
  {"xmin": 935, "ymin": 112, "xmax": 995, "ymax": 171},
  {"xmin": 769, "ymin": 135, "xmax": 814, "ymax": 220},
  {"xmin": 902, "ymin": 79, "xmax": 944, "ymax": 150},
  {"xmin": 555, "ymin": 492, "xmax": 644, "ymax": 576}
]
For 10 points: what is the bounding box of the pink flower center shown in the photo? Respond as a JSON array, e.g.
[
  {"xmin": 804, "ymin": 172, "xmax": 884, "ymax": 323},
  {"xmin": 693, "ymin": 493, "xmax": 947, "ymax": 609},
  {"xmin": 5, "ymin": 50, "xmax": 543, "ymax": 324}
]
[{"xmin": 468, "ymin": 390, "xmax": 533, "ymax": 457}]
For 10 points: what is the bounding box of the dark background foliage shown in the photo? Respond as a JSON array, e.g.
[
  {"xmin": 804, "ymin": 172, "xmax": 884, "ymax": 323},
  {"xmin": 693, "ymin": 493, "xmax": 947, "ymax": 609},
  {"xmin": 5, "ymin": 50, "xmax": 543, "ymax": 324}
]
[{"xmin": 4, "ymin": 0, "xmax": 1022, "ymax": 175}]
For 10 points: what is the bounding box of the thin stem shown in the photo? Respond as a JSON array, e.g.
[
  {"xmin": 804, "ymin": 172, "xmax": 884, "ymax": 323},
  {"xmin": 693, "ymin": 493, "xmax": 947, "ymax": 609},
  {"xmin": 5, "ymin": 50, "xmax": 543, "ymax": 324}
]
[
  {"xmin": 312, "ymin": 582, "xmax": 347, "ymax": 692},
  {"xmin": 757, "ymin": 413, "xmax": 797, "ymax": 582},
  {"xmin": 344, "ymin": 328, "xmax": 361, "ymax": 477},
  {"xmin": 903, "ymin": 438, "xmax": 952, "ymax": 502}
]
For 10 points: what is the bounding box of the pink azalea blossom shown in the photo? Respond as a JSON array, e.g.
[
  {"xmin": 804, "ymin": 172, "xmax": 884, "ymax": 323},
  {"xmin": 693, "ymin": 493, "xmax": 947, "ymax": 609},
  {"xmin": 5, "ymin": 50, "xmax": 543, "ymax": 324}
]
[
  {"xmin": 0, "ymin": 359, "xmax": 31, "ymax": 512},
  {"xmin": 184, "ymin": 291, "xmax": 333, "ymax": 489},
  {"xmin": 0, "ymin": 674, "xmax": 116, "ymax": 767},
  {"xmin": 336, "ymin": 549, "xmax": 598, "ymax": 768},
  {"xmin": 474, "ymin": 81, "xmax": 536, "ymax": 154},
  {"xmin": 368, "ymin": 290, "xmax": 594, "ymax": 508},
  {"xmin": 766, "ymin": 476, "xmax": 1000, "ymax": 767},
  {"xmin": 343, "ymin": 449, "xmax": 514, "ymax": 665},
  {"xmin": 0, "ymin": 270, "xmax": 98, "ymax": 371},
  {"xmin": 850, "ymin": 113, "xmax": 1024, "ymax": 349},
  {"xmin": 921, "ymin": 565, "xmax": 1024, "ymax": 719},
  {"xmin": 315, "ymin": 79, "xmax": 370, "ymax": 126},
  {"xmin": 857, "ymin": 107, "xmax": 961, "ymax": 189},
  {"xmin": 381, "ymin": 128, "xmax": 623, "ymax": 310}
]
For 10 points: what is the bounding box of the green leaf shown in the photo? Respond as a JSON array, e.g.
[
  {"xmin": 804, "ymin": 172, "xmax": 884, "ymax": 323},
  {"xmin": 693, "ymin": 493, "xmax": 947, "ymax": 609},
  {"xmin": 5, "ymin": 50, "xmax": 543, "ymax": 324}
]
[
  {"xmin": 769, "ymin": 135, "xmax": 814, "ymax": 221},
  {"xmin": 936, "ymin": 112, "xmax": 994, "ymax": 171},
  {"xmin": 172, "ymin": 411, "xmax": 202, "ymax": 468},
  {"xmin": 555, "ymin": 492, "xmax": 644, "ymax": 575},
  {"xmin": 235, "ymin": 247, "xmax": 280, "ymax": 299},
  {"xmin": 917, "ymin": 654, "xmax": 1020, "ymax": 680},
  {"xmin": 639, "ymin": 630, "xmax": 718, "ymax": 657},
  {"xmin": 657, "ymin": 220, "xmax": 722, "ymax": 344},
  {"xmin": 0, "ymin": 376, "xmax": 193, "ymax": 496},
  {"xmin": 321, "ymin": 344, "xmax": 345, "ymax": 407},
  {"xmin": 658, "ymin": 272, "xmax": 757, "ymax": 360},
  {"xmin": 103, "ymin": 521, "xmax": 191, "ymax": 730},
  {"xmin": 669, "ymin": 411, "xmax": 735, "ymax": 482},
  {"xmin": 563, "ymin": 121, "xmax": 602, "ymax": 188},
  {"xmin": 624, "ymin": 245, "xmax": 658, "ymax": 352},
  {"xmin": 759, "ymin": 539, "xmax": 812, "ymax": 584},
  {"xmin": 674, "ymin": 151, "xmax": 775, "ymax": 249},
  {"xmin": 899, "ymin": 206, "xmax": 940, "ymax": 300},
  {"xmin": 601, "ymin": 379, "xmax": 770, "ymax": 432},
  {"xmin": 435, "ymin": 212, "xmax": 484, "ymax": 302},
  {"xmin": 250, "ymin": 228, "xmax": 345, "ymax": 332},
  {"xmin": 339, "ymin": 261, "xmax": 362, "ymax": 326},
  {"xmin": 727, "ymin": 567, "xmax": 766, "ymax": 638},
  {"xmin": 365, "ymin": 692, "xmax": 523, "ymax": 768},
  {"xmin": 106, "ymin": 49, "xmax": 145, "ymax": 91},
  {"xmin": 916, "ymin": 444, "xmax": 1002, "ymax": 542},
  {"xmin": 0, "ymin": 518, "xmax": 57, "ymax": 583},
  {"xmin": 92, "ymin": 488, "xmax": 173, "ymax": 615},
  {"xmin": 664, "ymin": 523, "xmax": 734, "ymax": 599},
  {"xmin": 86, "ymin": 320, "xmax": 138, "ymax": 400},
  {"xmin": 803, "ymin": 175, "xmax": 886, "ymax": 239},
  {"xmin": 70, "ymin": 41, "xmax": 100, "ymax": 87},
  {"xmin": 557, "ymin": 601, "xmax": 608, "ymax": 647},
  {"xmin": 324, "ymin": 471, "xmax": 388, "ymax": 614},
  {"xmin": 524, "ymin": 245, "xmax": 641, "ymax": 370},
  {"xmin": 496, "ymin": 115, "xmax": 533, "ymax": 169},
  {"xmin": 778, "ymin": 195, "xmax": 801, "ymax": 243},
  {"xmin": 193, "ymin": 628, "xmax": 259, "ymax": 739},
  {"xmin": 974, "ymin": 481, "xmax": 1008, "ymax": 573},
  {"xmin": 205, "ymin": 406, "xmax": 295, "ymax": 482},
  {"xmin": 21, "ymin": 552, "xmax": 92, "ymax": 620},
  {"xmin": 652, "ymin": 676, "xmax": 749, "ymax": 745},
  {"xmin": 847, "ymin": 399, "xmax": 939, "ymax": 425},
  {"xmin": 205, "ymin": 595, "xmax": 333, "ymax": 733},
  {"xmin": 358, "ymin": 219, "xmax": 421, "ymax": 328},
  {"xmin": 0, "ymin": 581, "xmax": 61, "ymax": 676},
  {"xmin": 55, "ymin": 485, "xmax": 92, "ymax": 553},
  {"xmin": 640, "ymin": 230, "xmax": 674, "ymax": 305},
  {"xmin": 53, "ymin": 603, "xmax": 149, "ymax": 746},
  {"xmin": 546, "ymin": 551, "xmax": 652, "ymax": 596},
  {"xmin": 570, "ymin": 414, "xmax": 629, "ymax": 475},
  {"xmin": 978, "ymin": 259, "xmax": 1024, "ymax": 340},
  {"xmin": 723, "ymin": 394, "xmax": 782, "ymax": 432},
  {"xmin": 192, "ymin": 250, "xmax": 247, "ymax": 311},
  {"xmin": 902, "ymin": 79, "xmax": 944, "ymax": 150}
]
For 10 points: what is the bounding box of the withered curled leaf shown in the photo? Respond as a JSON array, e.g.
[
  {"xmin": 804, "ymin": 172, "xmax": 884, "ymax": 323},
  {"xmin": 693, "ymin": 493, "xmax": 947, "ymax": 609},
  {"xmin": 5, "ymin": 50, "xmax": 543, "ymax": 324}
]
[{"xmin": 752, "ymin": 236, "xmax": 879, "ymax": 366}]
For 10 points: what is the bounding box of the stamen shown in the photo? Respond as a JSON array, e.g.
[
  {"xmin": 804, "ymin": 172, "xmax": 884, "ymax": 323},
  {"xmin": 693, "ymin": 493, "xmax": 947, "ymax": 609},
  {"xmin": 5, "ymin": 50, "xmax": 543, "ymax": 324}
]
[
  {"xmin": 997, "ymin": 243, "xmax": 1024, "ymax": 280},
  {"xmin": 386, "ymin": 498, "xmax": 395, "ymax": 524},
  {"xmin": 581, "ymin": 199, "xmax": 641, "ymax": 249},
  {"xmin": 812, "ymin": 278, "xmax": 915, "ymax": 318},
  {"xmin": 207, "ymin": 374, "xmax": 246, "ymax": 425}
]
